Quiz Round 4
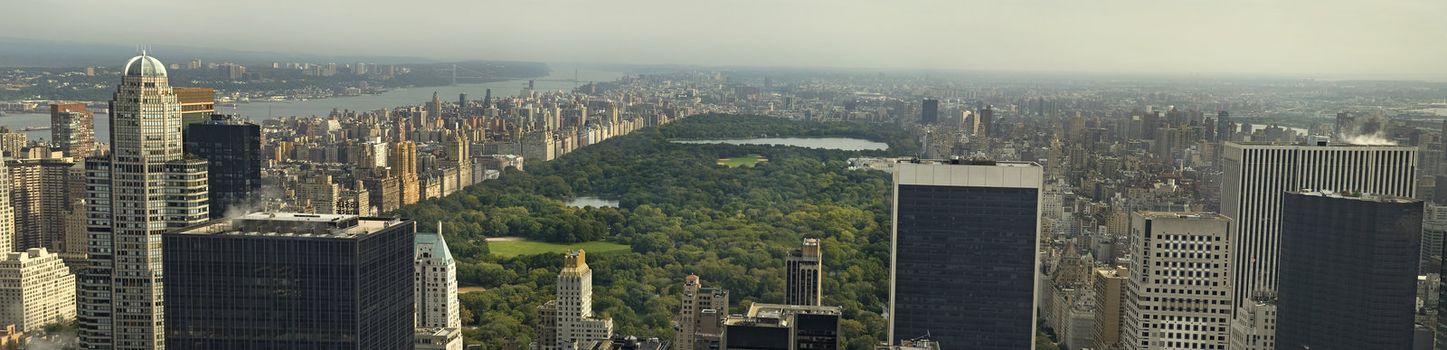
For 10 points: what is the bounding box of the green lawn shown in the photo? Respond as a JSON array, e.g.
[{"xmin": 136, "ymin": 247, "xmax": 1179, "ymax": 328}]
[
  {"xmin": 718, "ymin": 155, "xmax": 768, "ymax": 168},
  {"xmin": 487, "ymin": 239, "xmax": 632, "ymax": 257}
]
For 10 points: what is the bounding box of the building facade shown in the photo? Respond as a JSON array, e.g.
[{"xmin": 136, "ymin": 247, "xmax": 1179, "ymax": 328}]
[
  {"xmin": 415, "ymin": 230, "xmax": 462, "ymax": 350},
  {"xmin": 677, "ymin": 274, "xmax": 728, "ymax": 350},
  {"xmin": 1092, "ymin": 266, "xmax": 1128, "ymax": 349},
  {"xmin": 1221, "ymin": 142, "xmax": 1416, "ymax": 308},
  {"xmin": 785, "ymin": 238, "xmax": 823, "ymax": 306},
  {"xmin": 888, "ymin": 160, "xmax": 1041, "ymax": 349},
  {"xmin": 537, "ymin": 250, "xmax": 614, "ymax": 350},
  {"xmin": 78, "ymin": 54, "xmax": 212, "ymax": 349},
  {"xmin": 1121, "ymin": 212, "xmax": 1233, "ymax": 350},
  {"xmin": 50, "ymin": 103, "xmax": 95, "ymax": 158},
  {"xmin": 720, "ymin": 303, "xmax": 841, "ymax": 350},
  {"xmin": 6, "ymin": 155, "xmax": 84, "ymax": 263},
  {"xmin": 184, "ymin": 114, "xmax": 262, "ymax": 218},
  {"xmin": 1276, "ymin": 192, "xmax": 1421, "ymax": 350},
  {"xmin": 163, "ymin": 213, "xmax": 415, "ymax": 349},
  {"xmin": 0, "ymin": 248, "xmax": 75, "ymax": 332}
]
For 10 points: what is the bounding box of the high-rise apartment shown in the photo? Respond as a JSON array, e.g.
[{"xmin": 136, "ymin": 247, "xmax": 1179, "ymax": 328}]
[
  {"xmin": 1221, "ymin": 141, "xmax": 1416, "ymax": 310},
  {"xmin": 163, "ymin": 213, "xmax": 415, "ymax": 349},
  {"xmin": 184, "ymin": 114, "xmax": 261, "ymax": 218},
  {"xmin": 1276, "ymin": 191, "xmax": 1421, "ymax": 350},
  {"xmin": 889, "ymin": 160, "xmax": 1041, "ymax": 349},
  {"xmin": 6, "ymin": 155, "xmax": 84, "ymax": 262},
  {"xmin": 50, "ymin": 103, "xmax": 95, "ymax": 158},
  {"xmin": 0, "ymin": 160, "xmax": 12, "ymax": 254},
  {"xmin": 415, "ymin": 230, "xmax": 462, "ymax": 350},
  {"xmin": 785, "ymin": 238, "xmax": 822, "ymax": 306},
  {"xmin": 536, "ymin": 250, "xmax": 613, "ymax": 350},
  {"xmin": 677, "ymin": 274, "xmax": 729, "ymax": 350},
  {"xmin": 0, "ymin": 248, "xmax": 75, "ymax": 332},
  {"xmin": 1121, "ymin": 212, "xmax": 1233, "ymax": 350},
  {"xmin": 78, "ymin": 54, "xmax": 211, "ymax": 349},
  {"xmin": 1092, "ymin": 266, "xmax": 1128, "ymax": 350}
]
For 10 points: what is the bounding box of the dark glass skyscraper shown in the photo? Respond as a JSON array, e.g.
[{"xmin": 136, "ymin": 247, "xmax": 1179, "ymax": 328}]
[
  {"xmin": 1277, "ymin": 191, "xmax": 1421, "ymax": 350},
  {"xmin": 889, "ymin": 160, "xmax": 1041, "ymax": 349},
  {"xmin": 920, "ymin": 99, "xmax": 939, "ymax": 124},
  {"xmin": 162, "ymin": 213, "xmax": 415, "ymax": 350},
  {"xmin": 184, "ymin": 114, "xmax": 262, "ymax": 218}
]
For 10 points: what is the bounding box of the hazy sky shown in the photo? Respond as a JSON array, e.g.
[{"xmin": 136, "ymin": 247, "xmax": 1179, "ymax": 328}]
[{"xmin": 7, "ymin": 0, "xmax": 1446, "ymax": 78}]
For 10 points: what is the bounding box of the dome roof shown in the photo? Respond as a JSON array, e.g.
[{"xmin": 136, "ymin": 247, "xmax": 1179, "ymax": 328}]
[{"xmin": 124, "ymin": 54, "xmax": 167, "ymax": 77}]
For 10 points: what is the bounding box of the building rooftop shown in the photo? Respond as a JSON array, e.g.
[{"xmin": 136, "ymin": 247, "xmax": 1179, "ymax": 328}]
[
  {"xmin": 1136, "ymin": 212, "xmax": 1230, "ymax": 221},
  {"xmin": 1291, "ymin": 190, "xmax": 1419, "ymax": 204},
  {"xmin": 124, "ymin": 54, "xmax": 167, "ymax": 77},
  {"xmin": 176, "ymin": 212, "xmax": 405, "ymax": 239},
  {"xmin": 1226, "ymin": 140, "xmax": 1414, "ymax": 149}
]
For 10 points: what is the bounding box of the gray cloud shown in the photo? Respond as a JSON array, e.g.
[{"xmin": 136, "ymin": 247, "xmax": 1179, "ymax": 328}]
[{"xmin": 5, "ymin": 0, "xmax": 1445, "ymax": 78}]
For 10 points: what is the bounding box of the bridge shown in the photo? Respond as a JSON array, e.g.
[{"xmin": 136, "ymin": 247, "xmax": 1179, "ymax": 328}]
[{"xmin": 446, "ymin": 64, "xmax": 594, "ymax": 87}]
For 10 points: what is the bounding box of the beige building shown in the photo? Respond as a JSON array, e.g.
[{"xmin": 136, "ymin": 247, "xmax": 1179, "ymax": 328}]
[
  {"xmin": 535, "ymin": 250, "xmax": 613, "ymax": 350},
  {"xmin": 1122, "ymin": 212, "xmax": 1233, "ymax": 350},
  {"xmin": 7, "ymin": 155, "xmax": 84, "ymax": 264},
  {"xmin": 414, "ymin": 231, "xmax": 461, "ymax": 350},
  {"xmin": 1093, "ymin": 266, "xmax": 1128, "ymax": 349},
  {"xmin": 676, "ymin": 274, "xmax": 728, "ymax": 350},
  {"xmin": 0, "ymin": 248, "xmax": 76, "ymax": 332}
]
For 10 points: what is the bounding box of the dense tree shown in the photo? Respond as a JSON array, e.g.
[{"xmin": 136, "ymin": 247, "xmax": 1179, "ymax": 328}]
[{"xmin": 394, "ymin": 114, "xmax": 918, "ymax": 349}]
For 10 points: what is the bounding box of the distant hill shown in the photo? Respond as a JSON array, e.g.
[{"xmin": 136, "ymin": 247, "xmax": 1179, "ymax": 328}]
[{"xmin": 0, "ymin": 37, "xmax": 435, "ymax": 67}]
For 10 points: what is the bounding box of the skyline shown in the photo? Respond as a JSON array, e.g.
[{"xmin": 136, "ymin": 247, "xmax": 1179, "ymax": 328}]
[{"xmin": 3, "ymin": 0, "xmax": 1446, "ymax": 80}]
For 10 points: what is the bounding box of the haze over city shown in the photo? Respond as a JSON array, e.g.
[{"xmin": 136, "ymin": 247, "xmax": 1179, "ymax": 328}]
[{"xmin": 4, "ymin": 0, "xmax": 1446, "ymax": 79}]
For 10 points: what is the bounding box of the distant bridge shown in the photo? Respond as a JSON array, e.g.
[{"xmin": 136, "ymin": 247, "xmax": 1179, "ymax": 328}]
[{"xmin": 446, "ymin": 64, "xmax": 594, "ymax": 87}]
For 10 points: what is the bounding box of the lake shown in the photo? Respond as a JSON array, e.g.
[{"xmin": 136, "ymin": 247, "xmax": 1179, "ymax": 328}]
[
  {"xmin": 566, "ymin": 196, "xmax": 619, "ymax": 208},
  {"xmin": 672, "ymin": 137, "xmax": 888, "ymax": 151}
]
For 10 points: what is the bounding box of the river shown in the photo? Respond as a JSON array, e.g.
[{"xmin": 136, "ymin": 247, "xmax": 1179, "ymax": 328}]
[{"xmin": 0, "ymin": 64, "xmax": 625, "ymax": 143}]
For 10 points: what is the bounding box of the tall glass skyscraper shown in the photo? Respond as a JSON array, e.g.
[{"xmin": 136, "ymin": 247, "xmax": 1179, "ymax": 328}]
[
  {"xmin": 78, "ymin": 54, "xmax": 210, "ymax": 349},
  {"xmin": 163, "ymin": 213, "xmax": 415, "ymax": 349},
  {"xmin": 888, "ymin": 160, "xmax": 1042, "ymax": 349},
  {"xmin": 1276, "ymin": 191, "xmax": 1421, "ymax": 350}
]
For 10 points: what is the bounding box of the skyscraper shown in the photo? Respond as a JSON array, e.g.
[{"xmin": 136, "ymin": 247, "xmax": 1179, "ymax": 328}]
[
  {"xmin": 78, "ymin": 54, "xmax": 211, "ymax": 349},
  {"xmin": 535, "ymin": 250, "xmax": 613, "ymax": 350},
  {"xmin": 415, "ymin": 230, "xmax": 463, "ymax": 350},
  {"xmin": 677, "ymin": 274, "xmax": 728, "ymax": 350},
  {"xmin": 50, "ymin": 103, "xmax": 95, "ymax": 158},
  {"xmin": 6, "ymin": 155, "xmax": 82, "ymax": 259},
  {"xmin": 785, "ymin": 238, "xmax": 823, "ymax": 306},
  {"xmin": 1221, "ymin": 142, "xmax": 1416, "ymax": 309},
  {"xmin": 1276, "ymin": 191, "xmax": 1421, "ymax": 350},
  {"xmin": 920, "ymin": 98, "xmax": 939, "ymax": 124},
  {"xmin": 889, "ymin": 160, "xmax": 1041, "ymax": 349},
  {"xmin": 184, "ymin": 114, "xmax": 261, "ymax": 218},
  {"xmin": 0, "ymin": 159, "xmax": 13, "ymax": 253},
  {"xmin": 1121, "ymin": 212, "xmax": 1233, "ymax": 350},
  {"xmin": 163, "ymin": 213, "xmax": 415, "ymax": 349}
]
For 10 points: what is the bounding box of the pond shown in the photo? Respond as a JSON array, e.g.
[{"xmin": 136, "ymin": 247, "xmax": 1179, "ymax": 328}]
[
  {"xmin": 671, "ymin": 137, "xmax": 887, "ymax": 151},
  {"xmin": 566, "ymin": 196, "xmax": 619, "ymax": 208}
]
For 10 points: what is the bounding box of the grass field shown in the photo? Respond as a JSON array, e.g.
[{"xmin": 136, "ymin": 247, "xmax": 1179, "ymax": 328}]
[
  {"xmin": 717, "ymin": 155, "xmax": 768, "ymax": 168},
  {"xmin": 487, "ymin": 239, "xmax": 632, "ymax": 257}
]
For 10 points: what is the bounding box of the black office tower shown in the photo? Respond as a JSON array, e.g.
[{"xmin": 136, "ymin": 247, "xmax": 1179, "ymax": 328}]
[
  {"xmin": 184, "ymin": 114, "xmax": 262, "ymax": 218},
  {"xmin": 163, "ymin": 213, "xmax": 415, "ymax": 350},
  {"xmin": 1277, "ymin": 191, "xmax": 1422, "ymax": 350},
  {"xmin": 889, "ymin": 160, "xmax": 1042, "ymax": 349},
  {"xmin": 920, "ymin": 98, "xmax": 939, "ymax": 124}
]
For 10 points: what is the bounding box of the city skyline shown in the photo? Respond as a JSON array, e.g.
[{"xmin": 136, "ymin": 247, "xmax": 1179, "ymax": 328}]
[{"xmin": 2, "ymin": 0, "xmax": 1446, "ymax": 80}]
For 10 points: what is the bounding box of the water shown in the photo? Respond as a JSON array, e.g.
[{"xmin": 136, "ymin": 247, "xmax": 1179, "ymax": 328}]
[
  {"xmin": 672, "ymin": 137, "xmax": 889, "ymax": 151},
  {"xmin": 0, "ymin": 65, "xmax": 623, "ymax": 143},
  {"xmin": 0, "ymin": 112, "xmax": 112, "ymax": 143},
  {"xmin": 566, "ymin": 196, "xmax": 619, "ymax": 208},
  {"xmin": 227, "ymin": 65, "xmax": 625, "ymax": 119}
]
